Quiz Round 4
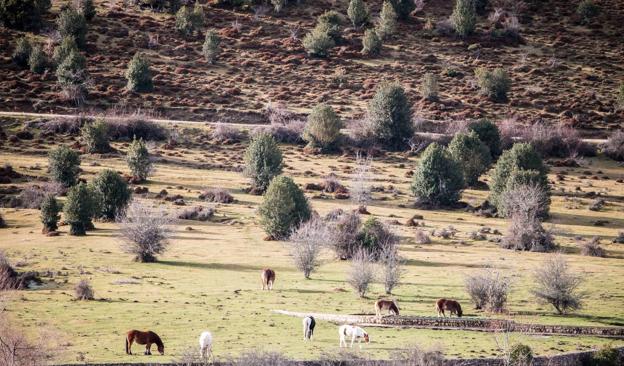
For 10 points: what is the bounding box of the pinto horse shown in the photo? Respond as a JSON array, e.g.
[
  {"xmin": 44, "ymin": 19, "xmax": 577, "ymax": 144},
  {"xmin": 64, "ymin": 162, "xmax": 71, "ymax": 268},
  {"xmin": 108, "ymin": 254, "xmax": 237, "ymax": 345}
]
[
  {"xmin": 375, "ymin": 299, "xmax": 399, "ymax": 318},
  {"xmin": 339, "ymin": 325, "xmax": 369, "ymax": 349},
  {"xmin": 436, "ymin": 298, "xmax": 463, "ymax": 317},
  {"xmin": 261, "ymin": 268, "xmax": 275, "ymax": 290},
  {"xmin": 302, "ymin": 316, "xmax": 316, "ymax": 341},
  {"xmin": 125, "ymin": 330, "xmax": 164, "ymax": 355}
]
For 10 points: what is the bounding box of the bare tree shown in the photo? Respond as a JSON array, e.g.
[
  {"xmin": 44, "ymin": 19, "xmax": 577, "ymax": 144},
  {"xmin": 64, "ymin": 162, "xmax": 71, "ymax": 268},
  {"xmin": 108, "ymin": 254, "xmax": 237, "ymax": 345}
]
[
  {"xmin": 465, "ymin": 268, "xmax": 511, "ymax": 312},
  {"xmin": 117, "ymin": 201, "xmax": 173, "ymax": 263},
  {"xmin": 329, "ymin": 211, "xmax": 361, "ymax": 260},
  {"xmin": 350, "ymin": 153, "xmax": 372, "ymax": 209},
  {"xmin": 74, "ymin": 279, "xmax": 94, "ymax": 300},
  {"xmin": 0, "ymin": 315, "xmax": 52, "ymax": 366},
  {"xmin": 288, "ymin": 217, "xmax": 330, "ymax": 279},
  {"xmin": 378, "ymin": 239, "xmax": 404, "ymax": 295},
  {"xmin": 531, "ymin": 255, "xmax": 584, "ymax": 314},
  {"xmin": 347, "ymin": 248, "xmax": 375, "ymax": 297}
]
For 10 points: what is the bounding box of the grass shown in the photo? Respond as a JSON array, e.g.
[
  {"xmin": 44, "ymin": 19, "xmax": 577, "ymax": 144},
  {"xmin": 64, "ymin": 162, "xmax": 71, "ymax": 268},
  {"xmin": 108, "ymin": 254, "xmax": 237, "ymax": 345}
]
[{"xmin": 0, "ymin": 122, "xmax": 623, "ymax": 363}]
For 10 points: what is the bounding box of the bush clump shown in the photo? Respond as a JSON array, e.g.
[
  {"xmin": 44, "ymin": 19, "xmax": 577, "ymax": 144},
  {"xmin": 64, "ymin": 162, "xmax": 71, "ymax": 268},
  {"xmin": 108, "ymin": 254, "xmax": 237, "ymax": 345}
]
[
  {"xmin": 118, "ymin": 201, "xmax": 172, "ymax": 263},
  {"xmin": 126, "ymin": 137, "xmax": 152, "ymax": 182},
  {"xmin": 356, "ymin": 217, "xmax": 398, "ymax": 260},
  {"xmin": 258, "ymin": 176, "xmax": 311, "ymax": 239},
  {"xmin": 302, "ymin": 24, "xmax": 335, "ymax": 58},
  {"xmin": 448, "ymin": 131, "xmax": 492, "ymax": 186},
  {"xmin": 366, "ymin": 82, "xmax": 413, "ymax": 150},
  {"xmin": 532, "ymin": 255, "xmax": 583, "ymax": 314},
  {"xmin": 602, "ymin": 130, "xmax": 624, "ymax": 161},
  {"xmin": 303, "ymin": 103, "xmax": 343, "ymax": 152},
  {"xmin": 376, "ymin": 1, "xmax": 397, "ymax": 39},
  {"xmin": 81, "ymin": 120, "xmax": 110, "ymax": 153},
  {"xmin": 411, "ymin": 143, "xmax": 464, "ymax": 206},
  {"xmin": 28, "ymin": 44, "xmax": 46, "ymax": 74},
  {"xmin": 75, "ymin": 0, "xmax": 95, "ymax": 21},
  {"xmin": 475, "ymin": 67, "xmax": 511, "ymax": 102},
  {"xmin": 12, "ymin": 37, "xmax": 31, "ymax": 67},
  {"xmin": 590, "ymin": 344, "xmax": 620, "ymax": 366},
  {"xmin": 508, "ymin": 344, "xmax": 533, "ymax": 366},
  {"xmin": 48, "ymin": 145, "xmax": 81, "ymax": 188},
  {"xmin": 40, "ymin": 194, "xmax": 60, "ymax": 233},
  {"xmin": 175, "ymin": 3, "xmax": 204, "ymax": 37},
  {"xmin": 347, "ymin": 0, "xmax": 369, "ymax": 28},
  {"xmin": 388, "ymin": 0, "xmax": 415, "ymax": 20},
  {"xmin": 451, "ymin": 0, "xmax": 476, "ymax": 37},
  {"xmin": 53, "ymin": 36, "xmax": 79, "ymax": 65},
  {"xmin": 63, "ymin": 182, "xmax": 97, "ymax": 235},
  {"xmin": 317, "ymin": 10, "xmax": 344, "ymax": 41},
  {"xmin": 202, "ymin": 29, "xmax": 221, "ymax": 64},
  {"xmin": 74, "ymin": 279, "xmax": 94, "ymax": 300},
  {"xmin": 56, "ymin": 49, "xmax": 89, "ymax": 104},
  {"xmin": 0, "ymin": 0, "xmax": 50, "ymax": 30},
  {"xmin": 57, "ymin": 7, "xmax": 88, "ymax": 48},
  {"xmin": 125, "ymin": 52, "xmax": 153, "ymax": 92},
  {"xmin": 361, "ymin": 28, "xmax": 382, "ymax": 56},
  {"xmin": 577, "ymin": 0, "xmax": 599, "ymax": 25},
  {"xmin": 90, "ymin": 169, "xmax": 131, "ymax": 220},
  {"xmin": 465, "ymin": 269, "xmax": 510, "ymax": 312},
  {"xmin": 243, "ymin": 133, "xmax": 283, "ymax": 194},
  {"xmin": 329, "ymin": 211, "xmax": 361, "ymax": 259},
  {"xmin": 468, "ymin": 119, "xmax": 502, "ymax": 157}
]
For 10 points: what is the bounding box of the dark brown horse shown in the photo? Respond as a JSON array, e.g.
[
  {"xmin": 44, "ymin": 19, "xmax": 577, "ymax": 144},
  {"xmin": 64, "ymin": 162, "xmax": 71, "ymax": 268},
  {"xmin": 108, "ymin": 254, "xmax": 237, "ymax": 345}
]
[
  {"xmin": 125, "ymin": 330, "xmax": 164, "ymax": 355},
  {"xmin": 261, "ymin": 268, "xmax": 275, "ymax": 290},
  {"xmin": 436, "ymin": 299, "xmax": 463, "ymax": 317},
  {"xmin": 375, "ymin": 299, "xmax": 399, "ymax": 318}
]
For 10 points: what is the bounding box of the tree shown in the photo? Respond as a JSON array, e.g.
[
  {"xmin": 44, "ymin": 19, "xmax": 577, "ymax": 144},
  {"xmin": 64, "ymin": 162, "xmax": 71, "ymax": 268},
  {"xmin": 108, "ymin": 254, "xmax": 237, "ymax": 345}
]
[
  {"xmin": 63, "ymin": 182, "xmax": 97, "ymax": 235},
  {"xmin": 531, "ymin": 255, "xmax": 584, "ymax": 314},
  {"xmin": 366, "ymin": 82, "xmax": 413, "ymax": 150},
  {"xmin": 387, "ymin": 0, "xmax": 415, "ymax": 20},
  {"xmin": 464, "ymin": 269, "xmax": 511, "ymax": 312},
  {"xmin": 302, "ymin": 25, "xmax": 335, "ymax": 57},
  {"xmin": 451, "ymin": 0, "xmax": 476, "ymax": 37},
  {"xmin": 448, "ymin": 131, "xmax": 492, "ymax": 186},
  {"xmin": 48, "ymin": 145, "xmax": 81, "ymax": 187},
  {"xmin": 53, "ymin": 36, "xmax": 79, "ymax": 65},
  {"xmin": 90, "ymin": 169, "xmax": 131, "ymax": 220},
  {"xmin": 75, "ymin": 0, "xmax": 95, "ymax": 21},
  {"xmin": 243, "ymin": 133, "xmax": 283, "ymax": 194},
  {"xmin": 288, "ymin": 217, "xmax": 329, "ymax": 279},
  {"xmin": 303, "ymin": 103, "xmax": 343, "ymax": 152},
  {"xmin": 376, "ymin": 1, "xmax": 397, "ymax": 39},
  {"xmin": 317, "ymin": 10, "xmax": 344, "ymax": 41},
  {"xmin": 56, "ymin": 49, "xmax": 88, "ymax": 104},
  {"xmin": 361, "ymin": 28, "xmax": 381, "ymax": 56},
  {"xmin": 420, "ymin": 73, "xmax": 439, "ymax": 101},
  {"xmin": 74, "ymin": 279, "xmax": 94, "ymax": 300},
  {"xmin": 356, "ymin": 217, "xmax": 398, "ymax": 260},
  {"xmin": 27, "ymin": 44, "xmax": 46, "ymax": 74},
  {"xmin": 40, "ymin": 194, "xmax": 60, "ymax": 233},
  {"xmin": 81, "ymin": 119, "xmax": 110, "ymax": 153},
  {"xmin": 57, "ymin": 6, "xmax": 88, "ymax": 48},
  {"xmin": 126, "ymin": 137, "xmax": 152, "ymax": 182},
  {"xmin": 258, "ymin": 176, "xmax": 311, "ymax": 239},
  {"xmin": 411, "ymin": 143, "xmax": 464, "ymax": 205},
  {"xmin": 347, "ymin": 0, "xmax": 369, "ymax": 28},
  {"xmin": 378, "ymin": 238, "xmax": 403, "ymax": 294},
  {"xmin": 0, "ymin": 0, "xmax": 50, "ymax": 30},
  {"xmin": 347, "ymin": 248, "xmax": 375, "ymax": 297},
  {"xmin": 468, "ymin": 119, "xmax": 502, "ymax": 157},
  {"xmin": 202, "ymin": 29, "xmax": 220, "ymax": 64},
  {"xmin": 118, "ymin": 201, "xmax": 172, "ymax": 262},
  {"xmin": 125, "ymin": 52, "xmax": 153, "ymax": 92}
]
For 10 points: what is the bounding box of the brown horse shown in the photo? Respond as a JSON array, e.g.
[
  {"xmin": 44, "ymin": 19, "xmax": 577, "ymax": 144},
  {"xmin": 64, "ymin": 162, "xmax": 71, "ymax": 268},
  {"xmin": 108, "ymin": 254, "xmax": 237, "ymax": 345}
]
[
  {"xmin": 261, "ymin": 268, "xmax": 275, "ymax": 290},
  {"xmin": 125, "ymin": 330, "xmax": 164, "ymax": 355},
  {"xmin": 436, "ymin": 299, "xmax": 463, "ymax": 317},
  {"xmin": 375, "ymin": 299, "xmax": 399, "ymax": 318}
]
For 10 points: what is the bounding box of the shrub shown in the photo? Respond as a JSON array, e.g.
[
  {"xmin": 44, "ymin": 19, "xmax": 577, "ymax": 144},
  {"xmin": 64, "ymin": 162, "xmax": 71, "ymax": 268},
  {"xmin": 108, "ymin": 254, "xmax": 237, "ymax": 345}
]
[
  {"xmin": 0, "ymin": 0, "xmax": 50, "ymax": 30},
  {"xmin": 126, "ymin": 137, "xmax": 152, "ymax": 182},
  {"xmin": 330, "ymin": 211, "xmax": 361, "ymax": 259},
  {"xmin": 391, "ymin": 346, "xmax": 445, "ymax": 366},
  {"xmin": 232, "ymin": 350, "xmax": 291, "ymax": 366},
  {"xmin": 451, "ymin": 0, "xmax": 476, "ymax": 37},
  {"xmin": 64, "ymin": 182, "xmax": 97, "ymax": 235},
  {"xmin": 0, "ymin": 252, "xmax": 41, "ymax": 290},
  {"xmin": 211, "ymin": 123, "xmax": 245, "ymax": 142},
  {"xmin": 577, "ymin": 0, "xmax": 599, "ymax": 25},
  {"xmin": 175, "ymin": 4, "xmax": 204, "ymax": 37},
  {"xmin": 415, "ymin": 229, "xmax": 431, "ymax": 244},
  {"xmin": 57, "ymin": 7, "xmax": 88, "ymax": 48},
  {"xmin": 118, "ymin": 201, "xmax": 172, "ymax": 262},
  {"xmin": 74, "ymin": 0, "xmax": 95, "ymax": 20},
  {"xmin": 532, "ymin": 255, "xmax": 583, "ymax": 314},
  {"xmin": 421, "ymin": 73, "xmax": 439, "ymax": 101},
  {"xmin": 602, "ymin": 130, "xmax": 624, "ymax": 161},
  {"xmin": 464, "ymin": 269, "xmax": 510, "ymax": 312},
  {"xmin": 74, "ymin": 279, "xmax": 94, "ymax": 300},
  {"xmin": 508, "ymin": 343, "xmax": 533, "ymax": 366},
  {"xmin": 356, "ymin": 217, "xmax": 398, "ymax": 260},
  {"xmin": 53, "ymin": 36, "xmax": 79, "ymax": 66},
  {"xmin": 578, "ymin": 237, "xmax": 606, "ymax": 257},
  {"xmin": 411, "ymin": 143, "xmax": 464, "ymax": 206},
  {"xmin": 503, "ymin": 168, "xmax": 550, "ymax": 217},
  {"xmin": 258, "ymin": 176, "xmax": 311, "ymax": 239},
  {"xmin": 199, "ymin": 188, "xmax": 234, "ymax": 203},
  {"xmin": 347, "ymin": 248, "xmax": 375, "ymax": 297},
  {"xmin": 28, "ymin": 44, "xmax": 46, "ymax": 74},
  {"xmin": 448, "ymin": 131, "xmax": 492, "ymax": 186},
  {"xmin": 361, "ymin": 28, "xmax": 381, "ymax": 56},
  {"xmin": 56, "ymin": 49, "xmax": 89, "ymax": 104},
  {"xmin": 379, "ymin": 239, "xmax": 403, "ymax": 294},
  {"xmin": 590, "ymin": 345, "xmax": 620, "ymax": 366},
  {"xmin": 522, "ymin": 122, "xmax": 595, "ymax": 158},
  {"xmin": 12, "ymin": 37, "xmax": 31, "ymax": 67},
  {"xmin": 125, "ymin": 52, "xmax": 153, "ymax": 92},
  {"xmin": 48, "ymin": 145, "xmax": 81, "ymax": 187},
  {"xmin": 475, "ymin": 67, "xmax": 511, "ymax": 102},
  {"xmin": 243, "ymin": 133, "xmax": 283, "ymax": 193},
  {"xmin": 376, "ymin": 1, "xmax": 397, "ymax": 39},
  {"xmin": 490, "ymin": 142, "xmax": 547, "ymax": 213},
  {"xmin": 90, "ymin": 169, "xmax": 131, "ymax": 221},
  {"xmin": 178, "ymin": 206, "xmax": 214, "ymax": 221},
  {"xmin": 317, "ymin": 10, "xmax": 343, "ymax": 41},
  {"xmin": 388, "ymin": 0, "xmax": 415, "ymax": 20},
  {"xmin": 347, "ymin": 0, "xmax": 368, "ymax": 27},
  {"xmin": 302, "ymin": 25, "xmax": 335, "ymax": 57},
  {"xmin": 40, "ymin": 194, "xmax": 60, "ymax": 233},
  {"xmin": 0, "ymin": 314, "xmax": 51, "ymax": 366},
  {"xmin": 105, "ymin": 111, "xmax": 167, "ymax": 141},
  {"xmin": 202, "ymin": 29, "xmax": 221, "ymax": 64},
  {"xmin": 303, "ymin": 104, "xmax": 343, "ymax": 151},
  {"xmin": 617, "ymin": 83, "xmax": 624, "ymax": 111},
  {"xmin": 14, "ymin": 185, "xmax": 47, "ymax": 209},
  {"xmin": 81, "ymin": 120, "xmax": 110, "ymax": 153},
  {"xmin": 366, "ymin": 82, "xmax": 413, "ymax": 150},
  {"xmin": 288, "ymin": 217, "xmax": 329, "ymax": 279},
  {"xmin": 468, "ymin": 119, "xmax": 502, "ymax": 157}
]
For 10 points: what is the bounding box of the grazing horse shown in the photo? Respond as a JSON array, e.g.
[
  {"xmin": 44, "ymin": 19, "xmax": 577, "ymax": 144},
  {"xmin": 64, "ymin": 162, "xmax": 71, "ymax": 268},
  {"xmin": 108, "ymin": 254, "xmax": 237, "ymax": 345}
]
[
  {"xmin": 199, "ymin": 331, "xmax": 213, "ymax": 360},
  {"xmin": 375, "ymin": 299, "xmax": 399, "ymax": 318},
  {"xmin": 302, "ymin": 316, "xmax": 316, "ymax": 341},
  {"xmin": 338, "ymin": 325, "xmax": 369, "ymax": 349},
  {"xmin": 261, "ymin": 268, "xmax": 275, "ymax": 290},
  {"xmin": 436, "ymin": 298, "xmax": 463, "ymax": 317},
  {"xmin": 125, "ymin": 330, "xmax": 164, "ymax": 355}
]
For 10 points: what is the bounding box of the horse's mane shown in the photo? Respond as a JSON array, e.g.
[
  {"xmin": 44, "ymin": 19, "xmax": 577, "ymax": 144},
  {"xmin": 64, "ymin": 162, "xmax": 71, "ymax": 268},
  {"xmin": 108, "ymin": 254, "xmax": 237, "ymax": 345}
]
[{"xmin": 152, "ymin": 332, "xmax": 164, "ymax": 347}]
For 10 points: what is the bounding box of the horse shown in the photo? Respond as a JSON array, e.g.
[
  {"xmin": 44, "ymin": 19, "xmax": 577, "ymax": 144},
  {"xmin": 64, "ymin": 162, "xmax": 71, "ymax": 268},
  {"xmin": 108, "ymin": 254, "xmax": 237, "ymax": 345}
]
[
  {"xmin": 338, "ymin": 325, "xmax": 369, "ymax": 349},
  {"xmin": 125, "ymin": 330, "xmax": 164, "ymax": 355},
  {"xmin": 375, "ymin": 299, "xmax": 399, "ymax": 318},
  {"xmin": 302, "ymin": 316, "xmax": 316, "ymax": 341},
  {"xmin": 199, "ymin": 331, "xmax": 213, "ymax": 360},
  {"xmin": 436, "ymin": 298, "xmax": 463, "ymax": 317},
  {"xmin": 261, "ymin": 268, "xmax": 275, "ymax": 290}
]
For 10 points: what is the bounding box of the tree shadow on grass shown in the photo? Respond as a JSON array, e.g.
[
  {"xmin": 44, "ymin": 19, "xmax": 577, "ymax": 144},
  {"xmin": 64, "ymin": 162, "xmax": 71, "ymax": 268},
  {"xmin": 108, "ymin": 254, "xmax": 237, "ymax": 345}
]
[
  {"xmin": 157, "ymin": 260, "xmax": 290, "ymax": 273},
  {"xmin": 404, "ymin": 259, "xmax": 488, "ymax": 269},
  {"xmin": 511, "ymin": 310, "xmax": 624, "ymax": 327}
]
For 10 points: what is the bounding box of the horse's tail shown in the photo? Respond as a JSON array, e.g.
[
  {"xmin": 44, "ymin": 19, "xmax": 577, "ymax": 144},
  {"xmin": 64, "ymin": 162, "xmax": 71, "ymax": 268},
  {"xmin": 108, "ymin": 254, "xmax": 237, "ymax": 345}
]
[{"xmin": 125, "ymin": 337, "xmax": 129, "ymax": 354}]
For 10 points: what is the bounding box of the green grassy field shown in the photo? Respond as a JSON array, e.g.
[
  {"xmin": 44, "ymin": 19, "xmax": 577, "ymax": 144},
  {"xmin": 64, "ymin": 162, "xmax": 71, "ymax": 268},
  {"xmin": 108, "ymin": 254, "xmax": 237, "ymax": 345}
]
[{"xmin": 1, "ymin": 124, "xmax": 624, "ymax": 364}]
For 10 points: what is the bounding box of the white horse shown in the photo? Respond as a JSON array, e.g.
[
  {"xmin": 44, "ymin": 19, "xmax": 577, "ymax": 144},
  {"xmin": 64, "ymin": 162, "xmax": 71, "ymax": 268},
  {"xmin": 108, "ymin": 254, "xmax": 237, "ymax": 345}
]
[
  {"xmin": 338, "ymin": 325, "xmax": 369, "ymax": 349},
  {"xmin": 302, "ymin": 316, "xmax": 316, "ymax": 341},
  {"xmin": 199, "ymin": 331, "xmax": 213, "ymax": 360}
]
